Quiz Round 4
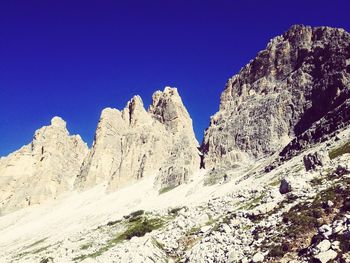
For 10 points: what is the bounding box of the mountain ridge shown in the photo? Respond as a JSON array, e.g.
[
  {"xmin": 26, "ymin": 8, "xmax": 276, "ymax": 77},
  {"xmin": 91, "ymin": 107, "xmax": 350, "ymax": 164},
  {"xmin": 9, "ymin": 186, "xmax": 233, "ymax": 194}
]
[{"xmin": 1, "ymin": 24, "xmax": 350, "ymax": 263}]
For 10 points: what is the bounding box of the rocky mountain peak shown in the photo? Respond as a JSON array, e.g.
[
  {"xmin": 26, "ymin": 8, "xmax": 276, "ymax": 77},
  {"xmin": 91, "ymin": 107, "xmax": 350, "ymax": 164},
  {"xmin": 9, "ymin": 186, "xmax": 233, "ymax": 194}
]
[
  {"xmin": 123, "ymin": 95, "xmax": 151, "ymax": 126},
  {"xmin": 75, "ymin": 87, "xmax": 200, "ymax": 192},
  {"xmin": 149, "ymin": 86, "xmax": 194, "ymax": 135},
  {"xmin": 0, "ymin": 118, "xmax": 88, "ymax": 214},
  {"xmin": 50, "ymin": 116, "xmax": 67, "ymax": 129},
  {"xmin": 203, "ymin": 25, "xmax": 350, "ymax": 169}
]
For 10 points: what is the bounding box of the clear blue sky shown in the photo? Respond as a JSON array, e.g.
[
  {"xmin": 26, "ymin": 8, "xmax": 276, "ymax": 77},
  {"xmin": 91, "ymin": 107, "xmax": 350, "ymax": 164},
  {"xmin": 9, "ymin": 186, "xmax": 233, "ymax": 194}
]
[{"xmin": 1, "ymin": 0, "xmax": 349, "ymax": 157}]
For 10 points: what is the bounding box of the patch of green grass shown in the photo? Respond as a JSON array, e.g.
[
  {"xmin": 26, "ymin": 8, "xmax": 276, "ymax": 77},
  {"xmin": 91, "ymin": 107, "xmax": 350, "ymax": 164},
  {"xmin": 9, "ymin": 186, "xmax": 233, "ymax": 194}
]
[
  {"xmin": 203, "ymin": 168, "xmax": 230, "ymax": 186},
  {"xmin": 129, "ymin": 210, "xmax": 144, "ymax": 218},
  {"xmin": 282, "ymin": 202, "xmax": 322, "ymax": 239},
  {"xmin": 152, "ymin": 238, "xmax": 165, "ymax": 250},
  {"xmin": 268, "ymin": 179, "xmax": 280, "ymax": 187},
  {"xmin": 121, "ymin": 217, "xmax": 164, "ymax": 240},
  {"xmin": 159, "ymin": 185, "xmax": 178, "ymax": 194},
  {"xmin": 329, "ymin": 140, "xmax": 350, "ymax": 159},
  {"xmin": 239, "ymin": 194, "xmax": 265, "ymax": 210},
  {"xmin": 74, "ymin": 217, "xmax": 165, "ymax": 261},
  {"xmin": 106, "ymin": 219, "xmax": 122, "ymax": 226},
  {"xmin": 266, "ymin": 178, "xmax": 350, "ymax": 260},
  {"xmin": 188, "ymin": 226, "xmax": 201, "ymax": 235},
  {"xmin": 239, "ymin": 224, "xmax": 252, "ymax": 232},
  {"xmin": 80, "ymin": 243, "xmax": 92, "ymax": 250}
]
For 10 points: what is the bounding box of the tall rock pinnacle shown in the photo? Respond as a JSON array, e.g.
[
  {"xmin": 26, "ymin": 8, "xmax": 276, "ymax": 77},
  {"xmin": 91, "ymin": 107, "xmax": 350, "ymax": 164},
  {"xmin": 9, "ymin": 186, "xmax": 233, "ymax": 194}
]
[
  {"xmin": 202, "ymin": 25, "xmax": 350, "ymax": 168},
  {"xmin": 0, "ymin": 117, "xmax": 88, "ymax": 214},
  {"xmin": 75, "ymin": 87, "xmax": 200, "ymax": 192}
]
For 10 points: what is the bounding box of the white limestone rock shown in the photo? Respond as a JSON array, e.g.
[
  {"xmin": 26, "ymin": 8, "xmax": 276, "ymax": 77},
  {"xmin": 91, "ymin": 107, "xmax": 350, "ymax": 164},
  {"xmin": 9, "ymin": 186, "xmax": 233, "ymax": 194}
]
[
  {"xmin": 314, "ymin": 249, "xmax": 338, "ymax": 263},
  {"xmin": 0, "ymin": 117, "xmax": 88, "ymax": 214},
  {"xmin": 201, "ymin": 25, "xmax": 350, "ymax": 168},
  {"xmin": 317, "ymin": 239, "xmax": 331, "ymax": 252},
  {"xmin": 75, "ymin": 87, "xmax": 200, "ymax": 192}
]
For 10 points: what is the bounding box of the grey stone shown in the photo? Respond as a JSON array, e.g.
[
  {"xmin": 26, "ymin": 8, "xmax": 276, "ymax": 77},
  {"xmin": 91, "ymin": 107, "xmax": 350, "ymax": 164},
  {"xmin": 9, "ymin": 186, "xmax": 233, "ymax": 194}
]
[
  {"xmin": 303, "ymin": 152, "xmax": 327, "ymax": 171},
  {"xmin": 279, "ymin": 178, "xmax": 292, "ymax": 194},
  {"xmin": 201, "ymin": 25, "xmax": 350, "ymax": 168}
]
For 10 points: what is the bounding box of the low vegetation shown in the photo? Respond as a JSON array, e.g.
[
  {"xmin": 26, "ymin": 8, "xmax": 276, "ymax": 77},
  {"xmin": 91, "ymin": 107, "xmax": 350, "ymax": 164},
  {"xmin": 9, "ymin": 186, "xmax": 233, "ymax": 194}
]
[
  {"xmin": 329, "ymin": 140, "xmax": 350, "ymax": 159},
  {"xmin": 239, "ymin": 193, "xmax": 265, "ymax": 210},
  {"xmin": 159, "ymin": 185, "xmax": 178, "ymax": 194},
  {"xmin": 266, "ymin": 177, "xmax": 350, "ymax": 260},
  {"xmin": 80, "ymin": 243, "xmax": 92, "ymax": 250},
  {"xmin": 74, "ymin": 216, "xmax": 165, "ymax": 261},
  {"xmin": 106, "ymin": 219, "xmax": 122, "ymax": 226},
  {"xmin": 203, "ymin": 167, "xmax": 230, "ymax": 186}
]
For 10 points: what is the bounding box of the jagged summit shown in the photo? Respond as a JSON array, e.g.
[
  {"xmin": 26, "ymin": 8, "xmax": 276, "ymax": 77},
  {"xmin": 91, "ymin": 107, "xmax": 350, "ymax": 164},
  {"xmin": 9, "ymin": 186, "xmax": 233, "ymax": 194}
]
[
  {"xmin": 149, "ymin": 86, "xmax": 195, "ymax": 135},
  {"xmin": 2, "ymin": 25, "xmax": 350, "ymax": 263},
  {"xmin": 75, "ymin": 87, "xmax": 200, "ymax": 192},
  {"xmin": 0, "ymin": 117, "xmax": 88, "ymax": 214},
  {"xmin": 50, "ymin": 116, "xmax": 67, "ymax": 128},
  {"xmin": 202, "ymin": 24, "xmax": 350, "ymax": 169}
]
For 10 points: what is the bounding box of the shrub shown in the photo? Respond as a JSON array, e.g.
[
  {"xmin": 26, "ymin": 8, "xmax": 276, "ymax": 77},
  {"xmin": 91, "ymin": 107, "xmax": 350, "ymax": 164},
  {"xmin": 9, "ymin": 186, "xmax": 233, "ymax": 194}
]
[
  {"xmin": 129, "ymin": 210, "xmax": 144, "ymax": 218},
  {"xmin": 123, "ymin": 219, "xmax": 160, "ymax": 239},
  {"xmin": 159, "ymin": 185, "xmax": 177, "ymax": 194},
  {"xmin": 106, "ymin": 219, "xmax": 121, "ymax": 226}
]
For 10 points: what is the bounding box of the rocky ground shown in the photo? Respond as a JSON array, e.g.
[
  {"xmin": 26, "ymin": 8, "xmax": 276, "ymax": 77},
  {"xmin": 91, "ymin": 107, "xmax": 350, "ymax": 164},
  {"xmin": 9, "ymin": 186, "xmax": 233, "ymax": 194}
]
[{"xmin": 1, "ymin": 125, "xmax": 350, "ymax": 263}]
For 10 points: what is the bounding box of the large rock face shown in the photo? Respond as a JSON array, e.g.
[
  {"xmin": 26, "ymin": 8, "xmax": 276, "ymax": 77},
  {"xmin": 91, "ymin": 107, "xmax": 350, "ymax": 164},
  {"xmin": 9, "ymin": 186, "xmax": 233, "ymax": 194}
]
[
  {"xmin": 0, "ymin": 117, "xmax": 88, "ymax": 214},
  {"xmin": 75, "ymin": 87, "xmax": 200, "ymax": 191},
  {"xmin": 202, "ymin": 25, "xmax": 350, "ymax": 168}
]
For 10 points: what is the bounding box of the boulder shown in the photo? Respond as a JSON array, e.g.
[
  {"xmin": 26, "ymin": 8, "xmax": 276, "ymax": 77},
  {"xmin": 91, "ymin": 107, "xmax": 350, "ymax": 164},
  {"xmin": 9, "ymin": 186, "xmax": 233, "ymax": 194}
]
[
  {"xmin": 279, "ymin": 178, "xmax": 292, "ymax": 194},
  {"xmin": 314, "ymin": 249, "xmax": 338, "ymax": 263},
  {"xmin": 303, "ymin": 152, "xmax": 329, "ymax": 171},
  {"xmin": 252, "ymin": 252, "xmax": 264, "ymax": 262}
]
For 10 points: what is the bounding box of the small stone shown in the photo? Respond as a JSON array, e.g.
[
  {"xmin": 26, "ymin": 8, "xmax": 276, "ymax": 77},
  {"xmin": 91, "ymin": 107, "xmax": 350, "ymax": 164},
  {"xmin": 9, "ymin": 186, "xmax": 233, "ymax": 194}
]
[
  {"xmin": 332, "ymin": 224, "xmax": 345, "ymax": 234},
  {"xmin": 177, "ymin": 220, "xmax": 186, "ymax": 229},
  {"xmin": 319, "ymin": 225, "xmax": 332, "ymax": 238},
  {"xmin": 331, "ymin": 241, "xmax": 340, "ymax": 250},
  {"xmin": 200, "ymin": 225, "xmax": 212, "ymax": 233},
  {"xmin": 279, "ymin": 178, "xmax": 292, "ymax": 194},
  {"xmin": 314, "ymin": 249, "xmax": 337, "ymax": 263},
  {"xmin": 252, "ymin": 252, "xmax": 264, "ymax": 262},
  {"xmin": 222, "ymin": 223, "xmax": 231, "ymax": 233},
  {"xmin": 316, "ymin": 239, "xmax": 331, "ymax": 252},
  {"xmin": 198, "ymin": 213, "xmax": 210, "ymax": 225},
  {"xmin": 228, "ymin": 249, "xmax": 240, "ymax": 262}
]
